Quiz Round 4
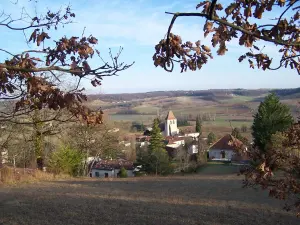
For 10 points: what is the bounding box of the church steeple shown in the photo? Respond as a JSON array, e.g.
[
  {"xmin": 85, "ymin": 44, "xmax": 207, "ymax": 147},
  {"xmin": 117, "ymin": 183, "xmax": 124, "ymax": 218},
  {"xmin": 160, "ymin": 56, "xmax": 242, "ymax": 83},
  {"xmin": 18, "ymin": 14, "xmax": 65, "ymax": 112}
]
[
  {"xmin": 164, "ymin": 110, "xmax": 179, "ymax": 136},
  {"xmin": 165, "ymin": 111, "xmax": 176, "ymax": 120}
]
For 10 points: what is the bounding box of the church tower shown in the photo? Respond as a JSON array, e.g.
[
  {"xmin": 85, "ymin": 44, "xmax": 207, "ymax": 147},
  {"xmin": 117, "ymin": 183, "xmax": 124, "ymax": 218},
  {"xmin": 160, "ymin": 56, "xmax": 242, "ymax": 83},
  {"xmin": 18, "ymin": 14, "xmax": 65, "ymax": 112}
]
[{"xmin": 164, "ymin": 111, "xmax": 179, "ymax": 136}]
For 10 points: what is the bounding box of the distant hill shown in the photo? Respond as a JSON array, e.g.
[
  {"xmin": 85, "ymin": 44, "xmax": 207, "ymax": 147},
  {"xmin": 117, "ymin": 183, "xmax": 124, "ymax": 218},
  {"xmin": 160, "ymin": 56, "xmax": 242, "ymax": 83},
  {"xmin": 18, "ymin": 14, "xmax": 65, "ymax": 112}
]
[{"xmin": 88, "ymin": 88, "xmax": 300, "ymax": 102}]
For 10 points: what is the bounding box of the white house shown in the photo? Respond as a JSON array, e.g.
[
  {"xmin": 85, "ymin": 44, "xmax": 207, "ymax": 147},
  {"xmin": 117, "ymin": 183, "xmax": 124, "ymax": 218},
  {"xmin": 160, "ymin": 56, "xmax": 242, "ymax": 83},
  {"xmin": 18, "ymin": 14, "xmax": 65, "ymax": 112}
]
[
  {"xmin": 164, "ymin": 111, "xmax": 179, "ymax": 137},
  {"xmin": 165, "ymin": 136, "xmax": 185, "ymax": 149},
  {"xmin": 91, "ymin": 159, "xmax": 135, "ymax": 178},
  {"xmin": 208, "ymin": 134, "xmax": 246, "ymax": 161},
  {"xmin": 188, "ymin": 144, "xmax": 198, "ymax": 154},
  {"xmin": 185, "ymin": 133, "xmax": 200, "ymax": 139}
]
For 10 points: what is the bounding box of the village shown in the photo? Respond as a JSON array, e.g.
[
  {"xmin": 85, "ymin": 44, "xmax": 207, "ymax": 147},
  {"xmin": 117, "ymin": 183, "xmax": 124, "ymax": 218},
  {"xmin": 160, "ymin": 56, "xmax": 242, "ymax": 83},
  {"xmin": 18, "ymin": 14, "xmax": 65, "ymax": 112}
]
[
  {"xmin": 89, "ymin": 110, "xmax": 250, "ymax": 178},
  {"xmin": 1, "ymin": 0, "xmax": 299, "ymax": 224}
]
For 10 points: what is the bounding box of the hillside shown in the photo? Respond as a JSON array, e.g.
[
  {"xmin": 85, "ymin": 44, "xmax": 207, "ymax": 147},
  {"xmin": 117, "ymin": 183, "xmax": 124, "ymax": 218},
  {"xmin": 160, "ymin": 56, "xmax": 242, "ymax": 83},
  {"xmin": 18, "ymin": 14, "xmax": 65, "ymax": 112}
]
[{"xmin": 84, "ymin": 88, "xmax": 300, "ymax": 139}]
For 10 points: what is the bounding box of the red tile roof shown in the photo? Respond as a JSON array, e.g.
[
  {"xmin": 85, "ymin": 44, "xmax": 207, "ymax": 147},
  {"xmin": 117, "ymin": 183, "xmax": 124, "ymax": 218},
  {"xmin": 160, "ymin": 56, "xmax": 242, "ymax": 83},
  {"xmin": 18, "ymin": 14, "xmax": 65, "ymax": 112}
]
[
  {"xmin": 209, "ymin": 134, "xmax": 245, "ymax": 151},
  {"xmin": 165, "ymin": 136, "xmax": 185, "ymax": 144},
  {"xmin": 165, "ymin": 111, "xmax": 176, "ymax": 120}
]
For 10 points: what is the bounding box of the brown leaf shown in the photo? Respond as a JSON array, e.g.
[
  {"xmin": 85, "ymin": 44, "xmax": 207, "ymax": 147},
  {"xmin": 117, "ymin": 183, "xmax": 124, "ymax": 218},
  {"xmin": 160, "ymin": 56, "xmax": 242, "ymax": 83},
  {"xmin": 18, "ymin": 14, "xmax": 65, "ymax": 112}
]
[
  {"xmin": 254, "ymin": 5, "xmax": 264, "ymax": 19},
  {"xmin": 196, "ymin": 1, "xmax": 209, "ymax": 10},
  {"xmin": 211, "ymin": 34, "xmax": 220, "ymax": 47},
  {"xmin": 82, "ymin": 61, "xmax": 91, "ymax": 72},
  {"xmin": 29, "ymin": 29, "xmax": 38, "ymax": 43},
  {"xmin": 248, "ymin": 59, "xmax": 255, "ymax": 69},
  {"xmin": 36, "ymin": 32, "xmax": 50, "ymax": 46},
  {"xmin": 244, "ymin": 7, "xmax": 252, "ymax": 19},
  {"xmin": 215, "ymin": 3, "xmax": 223, "ymax": 11},
  {"xmin": 88, "ymin": 36, "xmax": 98, "ymax": 44},
  {"xmin": 225, "ymin": 3, "xmax": 237, "ymax": 15},
  {"xmin": 201, "ymin": 45, "xmax": 211, "ymax": 52},
  {"xmin": 204, "ymin": 21, "xmax": 213, "ymax": 32},
  {"xmin": 217, "ymin": 43, "xmax": 227, "ymax": 55}
]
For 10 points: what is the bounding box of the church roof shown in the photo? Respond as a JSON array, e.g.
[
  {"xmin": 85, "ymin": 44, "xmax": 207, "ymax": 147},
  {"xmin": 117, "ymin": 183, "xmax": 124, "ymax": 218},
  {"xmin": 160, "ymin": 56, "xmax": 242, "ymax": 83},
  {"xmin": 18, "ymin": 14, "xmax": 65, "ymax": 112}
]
[{"xmin": 165, "ymin": 111, "xmax": 176, "ymax": 120}]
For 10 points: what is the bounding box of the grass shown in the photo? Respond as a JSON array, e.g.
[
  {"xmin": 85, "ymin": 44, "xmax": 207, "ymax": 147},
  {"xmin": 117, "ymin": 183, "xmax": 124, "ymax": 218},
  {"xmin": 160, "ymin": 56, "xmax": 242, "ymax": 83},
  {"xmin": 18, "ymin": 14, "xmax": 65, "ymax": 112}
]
[
  {"xmin": 220, "ymin": 95, "xmax": 255, "ymax": 103},
  {"xmin": 109, "ymin": 114, "xmax": 157, "ymax": 122},
  {"xmin": 203, "ymin": 119, "xmax": 252, "ymax": 128},
  {"xmin": 132, "ymin": 105, "xmax": 159, "ymax": 114},
  {"xmin": 0, "ymin": 166, "xmax": 71, "ymax": 186},
  {"xmin": 196, "ymin": 162, "xmax": 240, "ymax": 174},
  {"xmin": 0, "ymin": 173, "xmax": 299, "ymax": 225}
]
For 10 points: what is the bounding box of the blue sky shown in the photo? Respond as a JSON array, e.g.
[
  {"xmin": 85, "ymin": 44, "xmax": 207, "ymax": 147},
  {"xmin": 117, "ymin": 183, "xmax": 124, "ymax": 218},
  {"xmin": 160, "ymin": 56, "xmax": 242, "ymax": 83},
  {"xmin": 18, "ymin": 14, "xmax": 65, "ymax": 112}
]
[{"xmin": 0, "ymin": 0, "xmax": 299, "ymax": 94}]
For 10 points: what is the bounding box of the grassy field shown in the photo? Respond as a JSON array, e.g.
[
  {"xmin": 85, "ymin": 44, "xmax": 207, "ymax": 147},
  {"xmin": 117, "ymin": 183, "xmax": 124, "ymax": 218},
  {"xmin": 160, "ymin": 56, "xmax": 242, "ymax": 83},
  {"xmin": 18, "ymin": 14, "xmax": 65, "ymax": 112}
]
[
  {"xmin": 0, "ymin": 173, "xmax": 298, "ymax": 225},
  {"xmin": 196, "ymin": 162, "xmax": 241, "ymax": 174},
  {"xmin": 97, "ymin": 93, "xmax": 299, "ymax": 138},
  {"xmin": 109, "ymin": 114, "xmax": 157, "ymax": 122}
]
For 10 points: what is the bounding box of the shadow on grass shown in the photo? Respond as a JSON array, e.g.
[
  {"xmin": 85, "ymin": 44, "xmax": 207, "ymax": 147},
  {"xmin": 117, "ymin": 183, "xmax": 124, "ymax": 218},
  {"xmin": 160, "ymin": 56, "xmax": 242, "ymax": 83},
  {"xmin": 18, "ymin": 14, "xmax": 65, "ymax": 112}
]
[
  {"xmin": 196, "ymin": 163, "xmax": 241, "ymax": 175},
  {"xmin": 0, "ymin": 175, "xmax": 299, "ymax": 225},
  {"xmin": 0, "ymin": 188, "xmax": 298, "ymax": 225}
]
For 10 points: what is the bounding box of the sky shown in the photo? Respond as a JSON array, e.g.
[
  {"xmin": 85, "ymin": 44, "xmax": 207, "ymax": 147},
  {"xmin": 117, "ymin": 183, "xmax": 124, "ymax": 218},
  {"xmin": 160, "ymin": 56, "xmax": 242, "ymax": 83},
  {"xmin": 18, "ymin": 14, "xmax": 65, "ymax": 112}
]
[{"xmin": 0, "ymin": 0, "xmax": 299, "ymax": 94}]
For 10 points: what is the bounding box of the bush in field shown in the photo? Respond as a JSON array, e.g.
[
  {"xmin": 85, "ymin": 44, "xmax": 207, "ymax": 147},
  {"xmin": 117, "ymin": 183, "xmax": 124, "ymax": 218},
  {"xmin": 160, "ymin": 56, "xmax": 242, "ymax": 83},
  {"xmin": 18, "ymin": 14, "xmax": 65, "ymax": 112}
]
[
  {"xmin": 207, "ymin": 132, "xmax": 216, "ymax": 145},
  {"xmin": 48, "ymin": 145, "xmax": 84, "ymax": 177},
  {"xmin": 119, "ymin": 167, "xmax": 128, "ymax": 178}
]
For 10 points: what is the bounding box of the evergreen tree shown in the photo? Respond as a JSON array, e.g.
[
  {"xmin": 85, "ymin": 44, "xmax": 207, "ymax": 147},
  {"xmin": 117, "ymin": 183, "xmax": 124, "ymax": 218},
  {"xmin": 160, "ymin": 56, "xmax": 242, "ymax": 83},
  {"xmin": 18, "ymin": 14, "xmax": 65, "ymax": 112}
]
[
  {"xmin": 148, "ymin": 118, "xmax": 171, "ymax": 175},
  {"xmin": 252, "ymin": 93, "xmax": 294, "ymax": 152},
  {"xmin": 195, "ymin": 115, "xmax": 202, "ymax": 135},
  {"xmin": 148, "ymin": 118, "xmax": 164, "ymax": 154},
  {"xmin": 207, "ymin": 132, "xmax": 216, "ymax": 145}
]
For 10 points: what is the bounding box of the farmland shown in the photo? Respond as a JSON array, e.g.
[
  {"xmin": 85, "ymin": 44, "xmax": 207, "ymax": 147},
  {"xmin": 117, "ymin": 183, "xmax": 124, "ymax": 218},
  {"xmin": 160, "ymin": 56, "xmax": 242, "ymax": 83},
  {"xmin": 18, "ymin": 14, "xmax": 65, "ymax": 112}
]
[
  {"xmin": 87, "ymin": 88, "xmax": 300, "ymax": 138},
  {"xmin": 0, "ymin": 172, "xmax": 298, "ymax": 225}
]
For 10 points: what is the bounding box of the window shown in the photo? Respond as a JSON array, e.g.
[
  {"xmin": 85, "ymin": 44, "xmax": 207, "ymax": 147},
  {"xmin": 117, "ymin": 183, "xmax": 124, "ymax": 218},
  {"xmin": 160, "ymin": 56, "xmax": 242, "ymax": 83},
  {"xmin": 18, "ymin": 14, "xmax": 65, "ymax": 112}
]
[{"xmin": 95, "ymin": 171, "xmax": 100, "ymax": 177}]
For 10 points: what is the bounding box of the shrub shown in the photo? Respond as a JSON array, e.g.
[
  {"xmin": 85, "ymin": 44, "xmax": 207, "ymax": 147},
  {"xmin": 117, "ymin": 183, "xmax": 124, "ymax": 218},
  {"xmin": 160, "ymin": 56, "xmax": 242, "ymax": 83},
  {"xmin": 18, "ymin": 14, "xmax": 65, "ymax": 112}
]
[
  {"xmin": 119, "ymin": 167, "xmax": 128, "ymax": 178},
  {"xmin": 134, "ymin": 171, "xmax": 147, "ymax": 177},
  {"xmin": 48, "ymin": 145, "xmax": 84, "ymax": 177}
]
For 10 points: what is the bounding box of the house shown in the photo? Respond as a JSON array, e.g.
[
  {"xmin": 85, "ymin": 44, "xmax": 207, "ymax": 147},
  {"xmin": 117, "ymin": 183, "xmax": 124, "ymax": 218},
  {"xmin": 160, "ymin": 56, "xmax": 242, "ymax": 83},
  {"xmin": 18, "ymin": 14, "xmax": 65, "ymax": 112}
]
[
  {"xmin": 164, "ymin": 111, "xmax": 179, "ymax": 136},
  {"xmin": 188, "ymin": 144, "xmax": 198, "ymax": 154},
  {"xmin": 1, "ymin": 149, "xmax": 8, "ymax": 165},
  {"xmin": 165, "ymin": 136, "xmax": 185, "ymax": 148},
  {"xmin": 184, "ymin": 133, "xmax": 200, "ymax": 139},
  {"xmin": 136, "ymin": 135, "xmax": 151, "ymax": 147},
  {"xmin": 91, "ymin": 159, "xmax": 135, "ymax": 178},
  {"xmin": 208, "ymin": 134, "xmax": 247, "ymax": 161}
]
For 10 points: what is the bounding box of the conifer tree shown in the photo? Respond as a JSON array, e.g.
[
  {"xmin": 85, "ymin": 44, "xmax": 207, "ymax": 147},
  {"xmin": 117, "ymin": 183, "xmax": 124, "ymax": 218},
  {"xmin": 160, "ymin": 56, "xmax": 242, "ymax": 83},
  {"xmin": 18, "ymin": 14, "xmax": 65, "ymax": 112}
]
[
  {"xmin": 195, "ymin": 115, "xmax": 202, "ymax": 135},
  {"xmin": 148, "ymin": 118, "xmax": 171, "ymax": 175},
  {"xmin": 252, "ymin": 93, "xmax": 294, "ymax": 152}
]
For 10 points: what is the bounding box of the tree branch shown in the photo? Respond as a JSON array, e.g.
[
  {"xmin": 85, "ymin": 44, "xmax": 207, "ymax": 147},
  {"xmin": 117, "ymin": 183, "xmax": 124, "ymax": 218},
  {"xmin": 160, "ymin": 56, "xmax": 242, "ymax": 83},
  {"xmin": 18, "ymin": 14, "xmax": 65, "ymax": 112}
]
[
  {"xmin": 0, "ymin": 63, "xmax": 134, "ymax": 77},
  {"xmin": 164, "ymin": 12, "xmax": 300, "ymax": 47}
]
